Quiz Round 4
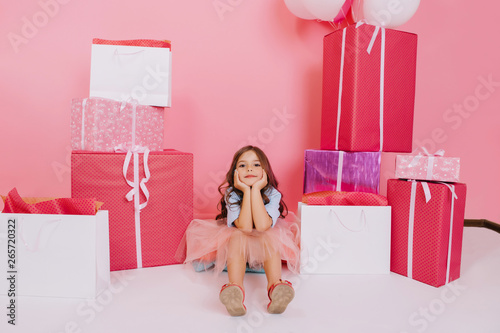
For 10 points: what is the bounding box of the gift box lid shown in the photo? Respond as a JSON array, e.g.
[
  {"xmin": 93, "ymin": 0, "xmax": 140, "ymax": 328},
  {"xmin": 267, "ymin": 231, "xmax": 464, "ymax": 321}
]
[{"xmin": 324, "ymin": 22, "xmax": 417, "ymax": 40}]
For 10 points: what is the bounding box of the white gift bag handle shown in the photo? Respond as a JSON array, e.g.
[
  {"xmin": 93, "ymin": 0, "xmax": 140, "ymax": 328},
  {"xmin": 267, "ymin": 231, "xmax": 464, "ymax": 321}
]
[
  {"xmin": 329, "ymin": 209, "xmax": 367, "ymax": 232},
  {"xmin": 113, "ymin": 49, "xmax": 145, "ymax": 57},
  {"xmin": 19, "ymin": 217, "xmax": 62, "ymax": 252},
  {"xmin": 111, "ymin": 48, "xmax": 145, "ymax": 67},
  {"xmin": 112, "ymin": 48, "xmax": 145, "ymax": 65}
]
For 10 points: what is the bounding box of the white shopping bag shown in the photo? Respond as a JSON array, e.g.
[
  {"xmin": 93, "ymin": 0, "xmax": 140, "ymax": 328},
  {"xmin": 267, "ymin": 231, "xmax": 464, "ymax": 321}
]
[
  {"xmin": 299, "ymin": 203, "xmax": 391, "ymax": 274},
  {"xmin": 0, "ymin": 211, "xmax": 110, "ymax": 298},
  {"xmin": 90, "ymin": 39, "xmax": 172, "ymax": 107}
]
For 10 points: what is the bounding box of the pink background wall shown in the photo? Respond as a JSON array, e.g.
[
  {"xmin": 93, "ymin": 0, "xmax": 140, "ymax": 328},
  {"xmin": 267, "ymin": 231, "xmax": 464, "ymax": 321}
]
[{"xmin": 1, "ymin": 1, "xmax": 499, "ymax": 222}]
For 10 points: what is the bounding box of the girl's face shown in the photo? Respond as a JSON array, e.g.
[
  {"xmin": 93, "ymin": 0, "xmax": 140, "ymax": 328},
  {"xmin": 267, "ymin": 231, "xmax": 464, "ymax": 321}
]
[{"xmin": 236, "ymin": 150, "xmax": 264, "ymax": 187}]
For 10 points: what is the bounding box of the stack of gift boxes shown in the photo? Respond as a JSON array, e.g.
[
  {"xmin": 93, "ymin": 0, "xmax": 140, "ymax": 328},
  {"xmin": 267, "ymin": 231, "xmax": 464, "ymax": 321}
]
[
  {"xmin": 389, "ymin": 152, "xmax": 465, "ymax": 287},
  {"xmin": 300, "ymin": 23, "xmax": 466, "ymax": 287},
  {"xmin": 71, "ymin": 39, "xmax": 193, "ymax": 271}
]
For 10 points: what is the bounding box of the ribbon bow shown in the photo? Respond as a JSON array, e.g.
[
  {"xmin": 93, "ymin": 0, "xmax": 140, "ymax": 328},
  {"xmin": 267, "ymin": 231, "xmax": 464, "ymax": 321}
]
[
  {"xmin": 114, "ymin": 144, "xmax": 151, "ymax": 212},
  {"xmin": 115, "ymin": 97, "xmax": 151, "ymax": 268},
  {"xmin": 409, "ymin": 147, "xmax": 445, "ymax": 166},
  {"xmin": 119, "ymin": 97, "xmax": 138, "ymax": 112},
  {"xmin": 114, "ymin": 143, "xmax": 151, "ymax": 269},
  {"xmin": 408, "ymin": 148, "xmax": 446, "ymax": 181},
  {"xmin": 355, "ymin": 20, "xmax": 385, "ymax": 55},
  {"xmin": 114, "ymin": 97, "xmax": 150, "ymax": 210}
]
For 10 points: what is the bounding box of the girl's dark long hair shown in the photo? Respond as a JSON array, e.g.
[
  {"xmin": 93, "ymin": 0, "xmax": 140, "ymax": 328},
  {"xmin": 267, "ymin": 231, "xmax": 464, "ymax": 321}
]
[{"xmin": 215, "ymin": 146, "xmax": 288, "ymax": 220}]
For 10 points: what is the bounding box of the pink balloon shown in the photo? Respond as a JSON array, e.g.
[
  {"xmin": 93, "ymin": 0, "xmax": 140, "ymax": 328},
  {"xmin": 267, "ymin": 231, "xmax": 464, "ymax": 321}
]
[
  {"xmin": 283, "ymin": 0, "xmax": 316, "ymax": 20},
  {"xmin": 334, "ymin": 0, "xmax": 353, "ymax": 23}
]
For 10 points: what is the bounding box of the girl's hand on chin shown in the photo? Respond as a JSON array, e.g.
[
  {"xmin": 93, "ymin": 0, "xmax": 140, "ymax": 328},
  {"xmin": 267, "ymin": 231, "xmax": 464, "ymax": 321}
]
[
  {"xmin": 234, "ymin": 170, "xmax": 250, "ymax": 192},
  {"xmin": 252, "ymin": 170, "xmax": 268, "ymax": 191}
]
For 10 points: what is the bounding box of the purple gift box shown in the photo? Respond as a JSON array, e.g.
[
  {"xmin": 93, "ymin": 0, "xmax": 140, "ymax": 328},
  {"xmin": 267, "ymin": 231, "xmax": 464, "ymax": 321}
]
[{"xmin": 303, "ymin": 150, "xmax": 381, "ymax": 194}]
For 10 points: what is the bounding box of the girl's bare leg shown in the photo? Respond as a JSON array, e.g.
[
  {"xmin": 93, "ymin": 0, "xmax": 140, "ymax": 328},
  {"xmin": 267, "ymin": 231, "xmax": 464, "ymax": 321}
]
[
  {"xmin": 264, "ymin": 250, "xmax": 294, "ymax": 314},
  {"xmin": 263, "ymin": 249, "xmax": 282, "ymax": 290},
  {"xmin": 226, "ymin": 232, "xmax": 246, "ymax": 288},
  {"xmin": 221, "ymin": 232, "xmax": 248, "ymax": 316}
]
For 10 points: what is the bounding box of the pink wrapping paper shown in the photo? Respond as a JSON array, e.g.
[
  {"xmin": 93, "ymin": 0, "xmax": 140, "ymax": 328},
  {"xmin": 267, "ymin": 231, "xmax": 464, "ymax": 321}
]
[
  {"xmin": 320, "ymin": 23, "xmax": 417, "ymax": 152},
  {"xmin": 302, "ymin": 191, "xmax": 388, "ymax": 206},
  {"xmin": 2, "ymin": 188, "xmax": 99, "ymax": 215},
  {"xmin": 93, "ymin": 38, "xmax": 171, "ymax": 49},
  {"xmin": 387, "ymin": 179, "xmax": 466, "ymax": 287},
  {"xmin": 71, "ymin": 150, "xmax": 193, "ymax": 271},
  {"xmin": 395, "ymin": 154, "xmax": 460, "ymax": 182},
  {"xmin": 71, "ymin": 97, "xmax": 165, "ymax": 152},
  {"xmin": 303, "ymin": 149, "xmax": 380, "ymax": 194}
]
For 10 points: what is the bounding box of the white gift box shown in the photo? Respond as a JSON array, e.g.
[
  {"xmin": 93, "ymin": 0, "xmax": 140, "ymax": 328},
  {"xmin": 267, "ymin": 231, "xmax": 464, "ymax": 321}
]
[
  {"xmin": 299, "ymin": 203, "xmax": 391, "ymax": 274},
  {"xmin": 90, "ymin": 39, "xmax": 172, "ymax": 107},
  {"xmin": 0, "ymin": 211, "xmax": 110, "ymax": 298}
]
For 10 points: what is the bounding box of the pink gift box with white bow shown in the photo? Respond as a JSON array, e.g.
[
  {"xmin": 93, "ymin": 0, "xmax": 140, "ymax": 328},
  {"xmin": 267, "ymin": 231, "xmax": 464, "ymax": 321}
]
[
  {"xmin": 71, "ymin": 149, "xmax": 193, "ymax": 271},
  {"xmin": 388, "ymin": 179, "xmax": 466, "ymax": 287},
  {"xmin": 321, "ymin": 22, "xmax": 417, "ymax": 152},
  {"xmin": 395, "ymin": 149, "xmax": 460, "ymax": 182}
]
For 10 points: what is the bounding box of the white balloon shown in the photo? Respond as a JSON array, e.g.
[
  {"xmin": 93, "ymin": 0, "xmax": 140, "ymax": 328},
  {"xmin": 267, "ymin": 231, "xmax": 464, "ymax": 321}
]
[
  {"xmin": 363, "ymin": 0, "xmax": 420, "ymax": 28},
  {"xmin": 283, "ymin": 0, "xmax": 316, "ymax": 20},
  {"xmin": 349, "ymin": 0, "xmax": 365, "ymax": 22},
  {"xmin": 302, "ymin": 0, "xmax": 346, "ymax": 21}
]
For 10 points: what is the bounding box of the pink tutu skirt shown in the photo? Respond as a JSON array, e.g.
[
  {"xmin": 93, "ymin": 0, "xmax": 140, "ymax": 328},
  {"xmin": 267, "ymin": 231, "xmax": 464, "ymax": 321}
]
[{"xmin": 176, "ymin": 217, "xmax": 300, "ymax": 274}]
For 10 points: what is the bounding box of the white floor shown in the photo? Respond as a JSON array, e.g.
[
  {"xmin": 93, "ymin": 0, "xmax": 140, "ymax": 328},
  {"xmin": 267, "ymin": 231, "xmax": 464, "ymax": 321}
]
[{"xmin": 1, "ymin": 227, "xmax": 499, "ymax": 333}]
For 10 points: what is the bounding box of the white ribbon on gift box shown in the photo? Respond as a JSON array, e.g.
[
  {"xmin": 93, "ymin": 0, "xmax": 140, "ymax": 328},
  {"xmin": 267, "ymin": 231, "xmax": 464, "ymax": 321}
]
[
  {"xmin": 336, "ymin": 151, "xmax": 344, "ymax": 191},
  {"xmin": 408, "ymin": 148, "xmax": 446, "ymax": 180},
  {"xmin": 114, "ymin": 145, "xmax": 151, "ymax": 269},
  {"xmin": 80, "ymin": 98, "xmax": 88, "ymax": 149},
  {"xmin": 114, "ymin": 98, "xmax": 151, "ymax": 269},
  {"xmin": 18, "ymin": 95, "xmax": 151, "ymax": 268},
  {"xmin": 335, "ymin": 22, "xmax": 385, "ymax": 151},
  {"xmin": 407, "ymin": 181, "xmax": 458, "ymax": 284}
]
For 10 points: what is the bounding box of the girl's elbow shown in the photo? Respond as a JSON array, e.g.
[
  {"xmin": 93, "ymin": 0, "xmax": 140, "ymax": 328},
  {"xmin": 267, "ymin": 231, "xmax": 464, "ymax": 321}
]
[
  {"xmin": 255, "ymin": 220, "xmax": 272, "ymax": 232},
  {"xmin": 255, "ymin": 225, "xmax": 269, "ymax": 232},
  {"xmin": 240, "ymin": 227, "xmax": 253, "ymax": 234}
]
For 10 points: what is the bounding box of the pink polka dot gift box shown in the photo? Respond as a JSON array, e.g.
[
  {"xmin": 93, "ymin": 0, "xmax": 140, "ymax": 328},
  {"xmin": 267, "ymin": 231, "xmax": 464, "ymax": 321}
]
[
  {"xmin": 320, "ymin": 23, "xmax": 417, "ymax": 152},
  {"xmin": 71, "ymin": 149, "xmax": 193, "ymax": 271},
  {"xmin": 387, "ymin": 179, "xmax": 466, "ymax": 287}
]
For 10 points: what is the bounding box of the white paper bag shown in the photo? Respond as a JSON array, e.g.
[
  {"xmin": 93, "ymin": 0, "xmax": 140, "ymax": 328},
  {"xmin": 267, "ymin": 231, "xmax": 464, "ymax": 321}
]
[
  {"xmin": 90, "ymin": 39, "xmax": 172, "ymax": 107},
  {"xmin": 0, "ymin": 211, "xmax": 110, "ymax": 298},
  {"xmin": 299, "ymin": 203, "xmax": 391, "ymax": 275}
]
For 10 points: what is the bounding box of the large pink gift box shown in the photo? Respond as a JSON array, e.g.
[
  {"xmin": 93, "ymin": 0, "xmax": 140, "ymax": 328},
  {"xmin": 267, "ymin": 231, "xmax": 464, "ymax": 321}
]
[
  {"xmin": 71, "ymin": 150, "xmax": 193, "ymax": 271},
  {"xmin": 395, "ymin": 154, "xmax": 460, "ymax": 182},
  {"xmin": 387, "ymin": 179, "xmax": 466, "ymax": 287},
  {"xmin": 321, "ymin": 23, "xmax": 417, "ymax": 152},
  {"xmin": 71, "ymin": 97, "xmax": 165, "ymax": 152}
]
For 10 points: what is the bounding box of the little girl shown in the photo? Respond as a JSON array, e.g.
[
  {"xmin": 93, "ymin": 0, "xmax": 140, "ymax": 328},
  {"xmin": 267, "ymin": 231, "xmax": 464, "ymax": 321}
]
[{"xmin": 179, "ymin": 146, "xmax": 300, "ymax": 316}]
